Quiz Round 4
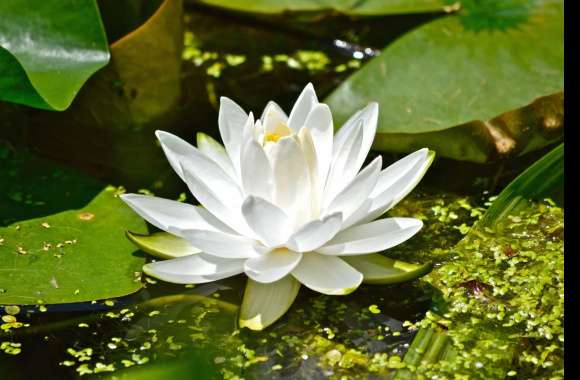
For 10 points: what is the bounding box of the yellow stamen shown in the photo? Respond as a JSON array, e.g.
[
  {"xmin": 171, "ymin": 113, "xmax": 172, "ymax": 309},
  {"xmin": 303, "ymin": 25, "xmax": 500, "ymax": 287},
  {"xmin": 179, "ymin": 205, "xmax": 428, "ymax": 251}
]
[
  {"xmin": 264, "ymin": 121, "xmax": 292, "ymax": 144},
  {"xmin": 264, "ymin": 133, "xmax": 282, "ymax": 143}
]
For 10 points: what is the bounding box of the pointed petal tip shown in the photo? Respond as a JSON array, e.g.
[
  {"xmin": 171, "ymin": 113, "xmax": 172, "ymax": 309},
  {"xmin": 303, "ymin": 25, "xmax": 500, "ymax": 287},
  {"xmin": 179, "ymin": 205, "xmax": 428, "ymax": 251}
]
[
  {"xmin": 155, "ymin": 129, "xmax": 171, "ymax": 140},
  {"xmin": 239, "ymin": 315, "xmax": 265, "ymax": 331},
  {"xmin": 142, "ymin": 262, "xmax": 157, "ymax": 278},
  {"xmin": 398, "ymin": 217, "xmax": 424, "ymax": 231},
  {"xmin": 300, "ymin": 82, "xmax": 318, "ymax": 99},
  {"xmin": 119, "ymin": 193, "xmax": 146, "ymax": 202},
  {"xmin": 371, "ymin": 154, "xmax": 383, "ymax": 168}
]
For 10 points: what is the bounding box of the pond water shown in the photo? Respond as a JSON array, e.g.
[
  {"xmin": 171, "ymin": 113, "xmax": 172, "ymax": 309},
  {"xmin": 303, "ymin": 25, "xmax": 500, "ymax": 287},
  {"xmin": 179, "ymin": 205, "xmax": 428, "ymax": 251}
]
[
  {"xmin": 0, "ymin": 2, "xmax": 563, "ymax": 379},
  {"xmin": 0, "ymin": 185, "xmax": 563, "ymax": 379}
]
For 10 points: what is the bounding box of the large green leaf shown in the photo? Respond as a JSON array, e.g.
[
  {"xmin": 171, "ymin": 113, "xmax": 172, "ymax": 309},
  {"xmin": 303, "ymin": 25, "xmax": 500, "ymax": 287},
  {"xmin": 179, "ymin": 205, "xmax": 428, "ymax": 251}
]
[
  {"xmin": 325, "ymin": 0, "xmax": 563, "ymax": 162},
  {"xmin": 3, "ymin": 0, "xmax": 185, "ymax": 190},
  {"xmin": 0, "ymin": 186, "xmax": 147, "ymax": 305},
  {"xmin": 197, "ymin": 0, "xmax": 448, "ymax": 15},
  {"xmin": 0, "ymin": 145, "xmax": 102, "ymax": 226},
  {"xmin": 0, "ymin": 0, "xmax": 109, "ymax": 110},
  {"xmin": 479, "ymin": 143, "xmax": 563, "ymax": 226}
]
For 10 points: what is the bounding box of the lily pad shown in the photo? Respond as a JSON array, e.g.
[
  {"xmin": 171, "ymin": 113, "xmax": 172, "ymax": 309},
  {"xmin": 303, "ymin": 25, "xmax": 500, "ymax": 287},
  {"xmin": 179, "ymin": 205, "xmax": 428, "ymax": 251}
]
[
  {"xmin": 11, "ymin": 0, "xmax": 185, "ymax": 190},
  {"xmin": 325, "ymin": 0, "xmax": 563, "ymax": 162},
  {"xmin": 0, "ymin": 145, "xmax": 102, "ymax": 226},
  {"xmin": 0, "ymin": 186, "xmax": 147, "ymax": 305},
  {"xmin": 197, "ymin": 0, "xmax": 449, "ymax": 16},
  {"xmin": 0, "ymin": 0, "xmax": 109, "ymax": 110}
]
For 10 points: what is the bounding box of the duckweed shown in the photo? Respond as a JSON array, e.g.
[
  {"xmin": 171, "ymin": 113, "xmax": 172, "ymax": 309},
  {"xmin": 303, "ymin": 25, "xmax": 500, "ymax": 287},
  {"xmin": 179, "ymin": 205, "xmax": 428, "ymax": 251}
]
[
  {"xmin": 400, "ymin": 200, "xmax": 564, "ymax": 379},
  {"xmin": 0, "ymin": 191, "xmax": 563, "ymax": 379}
]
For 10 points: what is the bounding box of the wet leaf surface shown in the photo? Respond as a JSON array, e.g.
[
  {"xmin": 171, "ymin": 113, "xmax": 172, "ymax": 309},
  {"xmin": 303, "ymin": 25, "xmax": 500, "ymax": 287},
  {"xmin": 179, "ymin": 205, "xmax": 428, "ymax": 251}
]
[
  {"xmin": 195, "ymin": 0, "xmax": 449, "ymax": 16},
  {"xmin": 325, "ymin": 0, "xmax": 563, "ymax": 161},
  {"xmin": 0, "ymin": 0, "xmax": 109, "ymax": 110},
  {"xmin": 0, "ymin": 186, "xmax": 147, "ymax": 305}
]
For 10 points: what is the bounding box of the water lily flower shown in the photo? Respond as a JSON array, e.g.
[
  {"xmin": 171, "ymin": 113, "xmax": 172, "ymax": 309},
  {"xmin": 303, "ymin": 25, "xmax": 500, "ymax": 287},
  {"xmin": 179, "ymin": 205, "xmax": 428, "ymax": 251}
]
[{"xmin": 121, "ymin": 83, "xmax": 434, "ymax": 330}]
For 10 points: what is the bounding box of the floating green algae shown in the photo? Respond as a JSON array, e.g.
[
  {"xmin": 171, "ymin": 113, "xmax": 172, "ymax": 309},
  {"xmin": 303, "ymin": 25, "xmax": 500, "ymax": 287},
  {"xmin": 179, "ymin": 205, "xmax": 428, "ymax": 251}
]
[
  {"xmin": 397, "ymin": 200, "xmax": 564, "ymax": 379},
  {"xmin": 0, "ymin": 191, "xmax": 563, "ymax": 379}
]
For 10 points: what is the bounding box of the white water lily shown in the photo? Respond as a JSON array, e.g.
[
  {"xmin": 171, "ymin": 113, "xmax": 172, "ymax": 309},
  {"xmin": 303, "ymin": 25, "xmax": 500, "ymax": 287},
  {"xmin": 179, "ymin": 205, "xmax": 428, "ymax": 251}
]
[{"xmin": 121, "ymin": 83, "xmax": 434, "ymax": 330}]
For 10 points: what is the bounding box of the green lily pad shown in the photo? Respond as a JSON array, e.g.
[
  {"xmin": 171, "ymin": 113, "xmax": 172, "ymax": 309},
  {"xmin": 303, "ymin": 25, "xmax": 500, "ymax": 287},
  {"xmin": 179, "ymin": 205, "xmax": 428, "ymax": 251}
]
[
  {"xmin": 7, "ymin": 0, "xmax": 185, "ymax": 191},
  {"xmin": 0, "ymin": 186, "xmax": 147, "ymax": 305},
  {"xmin": 343, "ymin": 254, "xmax": 432, "ymax": 285},
  {"xmin": 0, "ymin": 0, "xmax": 109, "ymax": 110},
  {"xmin": 126, "ymin": 231, "xmax": 201, "ymax": 259},
  {"xmin": 325, "ymin": 0, "xmax": 563, "ymax": 162},
  {"xmin": 197, "ymin": 0, "xmax": 449, "ymax": 15},
  {"xmin": 0, "ymin": 145, "xmax": 102, "ymax": 226}
]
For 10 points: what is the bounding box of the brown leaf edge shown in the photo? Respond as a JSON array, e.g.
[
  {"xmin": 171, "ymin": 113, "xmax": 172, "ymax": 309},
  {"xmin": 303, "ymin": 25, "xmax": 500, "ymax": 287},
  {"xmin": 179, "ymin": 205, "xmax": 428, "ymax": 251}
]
[{"xmin": 372, "ymin": 92, "xmax": 563, "ymax": 163}]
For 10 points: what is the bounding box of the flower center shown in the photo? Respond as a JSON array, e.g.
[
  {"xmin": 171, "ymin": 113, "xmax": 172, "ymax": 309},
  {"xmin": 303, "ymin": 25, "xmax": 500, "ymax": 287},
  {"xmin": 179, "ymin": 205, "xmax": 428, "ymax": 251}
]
[
  {"xmin": 264, "ymin": 132, "xmax": 282, "ymax": 143},
  {"xmin": 264, "ymin": 121, "xmax": 292, "ymax": 144}
]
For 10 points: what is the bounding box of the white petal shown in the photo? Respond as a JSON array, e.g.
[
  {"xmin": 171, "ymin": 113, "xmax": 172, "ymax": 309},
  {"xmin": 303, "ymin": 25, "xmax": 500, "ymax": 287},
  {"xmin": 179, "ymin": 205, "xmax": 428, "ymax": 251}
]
[
  {"xmin": 181, "ymin": 163, "xmax": 249, "ymax": 235},
  {"xmin": 239, "ymin": 276, "xmax": 301, "ymax": 331},
  {"xmin": 346, "ymin": 150, "xmax": 434, "ymax": 228},
  {"xmin": 218, "ymin": 97, "xmax": 248, "ymax": 174},
  {"xmin": 333, "ymin": 102, "xmax": 378, "ymax": 174},
  {"xmin": 323, "ymin": 122, "xmax": 364, "ymax": 206},
  {"xmin": 143, "ymin": 253, "xmax": 244, "ymax": 284},
  {"xmin": 297, "ymin": 127, "xmax": 320, "ymax": 218},
  {"xmin": 120, "ymin": 194, "xmax": 232, "ymax": 237},
  {"xmin": 370, "ymin": 149, "xmax": 429, "ymax": 199},
  {"xmin": 287, "ymin": 83, "xmax": 318, "ymax": 132},
  {"xmin": 157, "ymin": 132, "xmax": 243, "ymax": 212},
  {"xmin": 241, "ymin": 112, "xmax": 256, "ymax": 148},
  {"xmin": 242, "ymin": 196, "xmax": 291, "ymax": 247},
  {"xmin": 340, "ymin": 198, "xmax": 373, "ymax": 230},
  {"xmin": 303, "ymin": 103, "xmax": 333, "ymax": 188},
  {"xmin": 260, "ymin": 101, "xmax": 288, "ymax": 123},
  {"xmin": 262, "ymin": 103, "xmax": 289, "ymax": 135},
  {"xmin": 180, "ymin": 229, "xmax": 263, "ymax": 259},
  {"xmin": 241, "ymin": 139, "xmax": 274, "ymax": 201},
  {"xmin": 286, "ymin": 212, "xmax": 343, "ymax": 252},
  {"xmin": 155, "ymin": 130, "xmax": 197, "ymax": 182},
  {"xmin": 324, "ymin": 156, "xmax": 382, "ymax": 220},
  {"xmin": 372, "ymin": 149, "xmax": 433, "ymax": 208},
  {"xmin": 272, "ymin": 136, "xmax": 309, "ymax": 214},
  {"xmin": 291, "ymin": 254, "xmax": 362, "ymax": 295},
  {"xmin": 244, "ymin": 249, "xmax": 302, "ymax": 283},
  {"xmin": 317, "ymin": 218, "xmax": 423, "ymax": 256},
  {"xmin": 196, "ymin": 132, "xmax": 237, "ymax": 180}
]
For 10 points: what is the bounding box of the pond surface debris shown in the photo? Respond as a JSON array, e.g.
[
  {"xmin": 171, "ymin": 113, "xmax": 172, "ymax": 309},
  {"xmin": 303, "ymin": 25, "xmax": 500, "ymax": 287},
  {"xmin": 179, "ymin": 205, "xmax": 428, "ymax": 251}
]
[{"xmin": 0, "ymin": 191, "xmax": 563, "ymax": 379}]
